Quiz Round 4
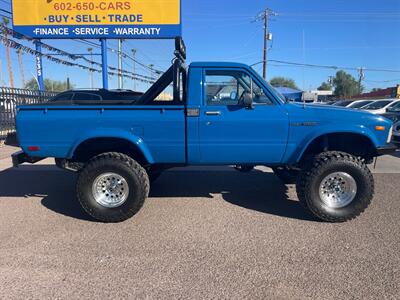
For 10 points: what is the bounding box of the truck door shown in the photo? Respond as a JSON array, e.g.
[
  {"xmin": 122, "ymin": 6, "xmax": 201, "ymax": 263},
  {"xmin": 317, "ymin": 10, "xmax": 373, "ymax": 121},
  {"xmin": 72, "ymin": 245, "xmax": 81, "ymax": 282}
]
[{"xmin": 199, "ymin": 68, "xmax": 289, "ymax": 164}]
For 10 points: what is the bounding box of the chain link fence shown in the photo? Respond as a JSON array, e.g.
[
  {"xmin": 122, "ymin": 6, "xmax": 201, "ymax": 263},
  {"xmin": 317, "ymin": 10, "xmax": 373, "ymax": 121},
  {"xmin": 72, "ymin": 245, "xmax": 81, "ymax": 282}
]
[{"xmin": 0, "ymin": 87, "xmax": 57, "ymax": 141}]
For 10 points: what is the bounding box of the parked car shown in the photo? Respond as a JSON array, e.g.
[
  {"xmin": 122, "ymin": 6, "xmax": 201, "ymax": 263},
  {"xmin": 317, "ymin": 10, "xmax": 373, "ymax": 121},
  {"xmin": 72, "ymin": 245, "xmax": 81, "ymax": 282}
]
[
  {"xmin": 11, "ymin": 38, "xmax": 396, "ymax": 223},
  {"xmin": 346, "ymin": 100, "xmax": 374, "ymax": 109},
  {"xmin": 332, "ymin": 100, "xmax": 353, "ymax": 107},
  {"xmin": 381, "ymin": 102, "xmax": 400, "ymax": 147},
  {"xmin": 392, "ymin": 120, "xmax": 400, "ymax": 147},
  {"xmin": 322, "ymin": 101, "xmax": 337, "ymax": 105},
  {"xmin": 381, "ymin": 101, "xmax": 400, "ymax": 123},
  {"xmin": 361, "ymin": 99, "xmax": 400, "ymax": 115},
  {"xmin": 49, "ymin": 89, "xmax": 144, "ymax": 105}
]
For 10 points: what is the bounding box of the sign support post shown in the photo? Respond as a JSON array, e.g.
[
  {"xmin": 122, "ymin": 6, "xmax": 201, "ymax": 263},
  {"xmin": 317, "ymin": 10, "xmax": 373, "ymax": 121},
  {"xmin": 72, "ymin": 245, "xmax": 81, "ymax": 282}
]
[
  {"xmin": 35, "ymin": 40, "xmax": 44, "ymax": 92},
  {"xmin": 100, "ymin": 39, "xmax": 108, "ymax": 89}
]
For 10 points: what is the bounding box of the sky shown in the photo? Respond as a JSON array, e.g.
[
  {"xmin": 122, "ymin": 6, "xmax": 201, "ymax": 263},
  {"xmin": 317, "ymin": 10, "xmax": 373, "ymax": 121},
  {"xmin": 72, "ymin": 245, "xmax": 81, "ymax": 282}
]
[{"xmin": 1, "ymin": 0, "xmax": 400, "ymax": 92}]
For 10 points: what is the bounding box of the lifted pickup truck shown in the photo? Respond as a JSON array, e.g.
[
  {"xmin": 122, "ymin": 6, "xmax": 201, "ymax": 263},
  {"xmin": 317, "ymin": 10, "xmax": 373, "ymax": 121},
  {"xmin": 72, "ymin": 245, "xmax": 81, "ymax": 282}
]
[{"xmin": 13, "ymin": 39, "xmax": 396, "ymax": 223}]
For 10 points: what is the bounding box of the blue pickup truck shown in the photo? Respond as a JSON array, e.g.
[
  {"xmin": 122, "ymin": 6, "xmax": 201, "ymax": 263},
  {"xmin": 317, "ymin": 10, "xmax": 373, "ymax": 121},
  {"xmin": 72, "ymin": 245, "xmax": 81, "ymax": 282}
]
[{"xmin": 12, "ymin": 39, "xmax": 396, "ymax": 223}]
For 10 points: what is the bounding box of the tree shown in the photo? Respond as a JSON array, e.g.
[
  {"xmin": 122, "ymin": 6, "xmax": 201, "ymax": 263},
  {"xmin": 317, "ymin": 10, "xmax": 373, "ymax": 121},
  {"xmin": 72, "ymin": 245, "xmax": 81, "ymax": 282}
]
[
  {"xmin": 332, "ymin": 70, "xmax": 361, "ymax": 97},
  {"xmin": 24, "ymin": 78, "xmax": 73, "ymax": 92},
  {"xmin": 317, "ymin": 82, "xmax": 332, "ymax": 91},
  {"xmin": 2, "ymin": 17, "xmax": 14, "ymax": 88},
  {"xmin": 269, "ymin": 77, "xmax": 299, "ymax": 90}
]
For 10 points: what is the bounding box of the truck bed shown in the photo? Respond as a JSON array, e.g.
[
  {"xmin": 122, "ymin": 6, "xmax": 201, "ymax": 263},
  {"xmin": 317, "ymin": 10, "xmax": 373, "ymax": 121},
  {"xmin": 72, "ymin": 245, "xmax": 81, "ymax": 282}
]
[{"xmin": 16, "ymin": 104, "xmax": 186, "ymax": 164}]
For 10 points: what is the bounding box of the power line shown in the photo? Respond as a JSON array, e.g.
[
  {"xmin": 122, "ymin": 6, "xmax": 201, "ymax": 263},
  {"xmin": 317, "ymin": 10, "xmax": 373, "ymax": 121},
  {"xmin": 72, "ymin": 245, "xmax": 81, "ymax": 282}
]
[
  {"xmin": 365, "ymin": 79, "xmax": 400, "ymax": 83},
  {"xmin": 1, "ymin": 26, "xmax": 156, "ymax": 82},
  {"xmin": 251, "ymin": 59, "xmax": 400, "ymax": 73},
  {"xmin": 74, "ymin": 39, "xmax": 164, "ymax": 74},
  {"xmin": 0, "ymin": 13, "xmax": 11, "ymax": 19},
  {"xmin": 0, "ymin": 9, "xmax": 11, "ymax": 15}
]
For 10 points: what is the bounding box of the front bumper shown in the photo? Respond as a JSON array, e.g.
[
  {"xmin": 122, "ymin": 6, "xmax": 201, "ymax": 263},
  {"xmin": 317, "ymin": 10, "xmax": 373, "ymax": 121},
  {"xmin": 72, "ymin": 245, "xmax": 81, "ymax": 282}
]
[
  {"xmin": 11, "ymin": 151, "xmax": 44, "ymax": 167},
  {"xmin": 376, "ymin": 144, "xmax": 398, "ymax": 155}
]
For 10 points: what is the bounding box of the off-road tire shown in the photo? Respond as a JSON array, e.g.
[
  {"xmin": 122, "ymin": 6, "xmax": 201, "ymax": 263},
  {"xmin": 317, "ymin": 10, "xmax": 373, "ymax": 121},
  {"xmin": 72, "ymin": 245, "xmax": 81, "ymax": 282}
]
[
  {"xmin": 296, "ymin": 151, "xmax": 374, "ymax": 222},
  {"xmin": 76, "ymin": 152, "xmax": 149, "ymax": 222},
  {"xmin": 272, "ymin": 166, "xmax": 299, "ymax": 184}
]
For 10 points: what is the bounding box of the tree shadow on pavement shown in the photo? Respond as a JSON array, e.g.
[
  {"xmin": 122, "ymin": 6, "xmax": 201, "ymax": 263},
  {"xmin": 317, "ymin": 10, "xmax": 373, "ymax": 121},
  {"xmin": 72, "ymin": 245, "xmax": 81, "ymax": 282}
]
[
  {"xmin": 150, "ymin": 169, "xmax": 318, "ymax": 222},
  {"xmin": 0, "ymin": 166, "xmax": 317, "ymax": 222},
  {"xmin": 0, "ymin": 165, "xmax": 92, "ymax": 221}
]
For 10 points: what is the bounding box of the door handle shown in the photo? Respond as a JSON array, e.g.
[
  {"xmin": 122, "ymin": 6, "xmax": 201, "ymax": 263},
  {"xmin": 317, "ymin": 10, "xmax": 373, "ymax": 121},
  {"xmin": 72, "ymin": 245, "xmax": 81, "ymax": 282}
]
[{"xmin": 205, "ymin": 111, "xmax": 221, "ymax": 116}]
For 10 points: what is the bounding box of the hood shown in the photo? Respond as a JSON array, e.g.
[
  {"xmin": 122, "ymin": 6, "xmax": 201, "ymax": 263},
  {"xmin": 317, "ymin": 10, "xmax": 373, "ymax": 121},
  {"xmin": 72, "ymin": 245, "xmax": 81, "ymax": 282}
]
[
  {"xmin": 286, "ymin": 102, "xmax": 392, "ymax": 126},
  {"xmin": 288, "ymin": 102, "xmax": 372, "ymax": 115},
  {"xmin": 284, "ymin": 102, "xmax": 393, "ymax": 148}
]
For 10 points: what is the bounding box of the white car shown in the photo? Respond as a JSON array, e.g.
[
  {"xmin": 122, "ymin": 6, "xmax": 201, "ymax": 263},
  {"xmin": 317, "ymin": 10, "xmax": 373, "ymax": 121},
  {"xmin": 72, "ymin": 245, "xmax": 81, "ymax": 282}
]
[
  {"xmin": 361, "ymin": 99, "xmax": 400, "ymax": 115},
  {"xmin": 346, "ymin": 99, "xmax": 374, "ymax": 109}
]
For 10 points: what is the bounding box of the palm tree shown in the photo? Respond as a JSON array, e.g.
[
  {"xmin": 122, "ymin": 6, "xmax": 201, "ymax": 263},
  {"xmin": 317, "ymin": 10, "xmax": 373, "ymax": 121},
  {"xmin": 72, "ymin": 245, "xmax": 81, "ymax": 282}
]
[
  {"xmin": 2, "ymin": 17, "xmax": 14, "ymax": 88},
  {"xmin": 17, "ymin": 49, "xmax": 25, "ymax": 88}
]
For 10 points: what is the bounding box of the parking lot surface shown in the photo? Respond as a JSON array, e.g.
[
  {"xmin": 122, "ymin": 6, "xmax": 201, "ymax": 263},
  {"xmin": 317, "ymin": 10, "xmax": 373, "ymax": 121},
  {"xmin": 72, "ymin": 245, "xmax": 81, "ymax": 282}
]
[{"xmin": 0, "ymin": 145, "xmax": 399, "ymax": 299}]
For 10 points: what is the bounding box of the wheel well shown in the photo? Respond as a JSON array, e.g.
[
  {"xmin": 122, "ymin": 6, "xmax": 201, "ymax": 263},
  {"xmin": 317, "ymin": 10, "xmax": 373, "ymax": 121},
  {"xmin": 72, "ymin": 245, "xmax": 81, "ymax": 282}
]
[
  {"xmin": 72, "ymin": 137, "xmax": 148, "ymax": 165},
  {"xmin": 301, "ymin": 133, "xmax": 377, "ymax": 163}
]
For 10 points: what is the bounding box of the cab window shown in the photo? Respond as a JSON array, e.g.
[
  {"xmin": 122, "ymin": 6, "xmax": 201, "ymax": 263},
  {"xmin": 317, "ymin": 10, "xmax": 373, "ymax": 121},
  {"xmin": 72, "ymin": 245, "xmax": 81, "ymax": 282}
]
[
  {"xmin": 51, "ymin": 93, "xmax": 73, "ymax": 101},
  {"xmin": 205, "ymin": 70, "xmax": 273, "ymax": 106},
  {"xmin": 73, "ymin": 93, "xmax": 102, "ymax": 101}
]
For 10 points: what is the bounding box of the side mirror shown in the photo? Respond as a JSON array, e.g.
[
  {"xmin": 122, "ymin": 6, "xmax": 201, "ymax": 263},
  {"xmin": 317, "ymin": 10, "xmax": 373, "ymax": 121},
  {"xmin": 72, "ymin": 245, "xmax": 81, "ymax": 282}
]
[{"xmin": 243, "ymin": 92, "xmax": 254, "ymax": 109}]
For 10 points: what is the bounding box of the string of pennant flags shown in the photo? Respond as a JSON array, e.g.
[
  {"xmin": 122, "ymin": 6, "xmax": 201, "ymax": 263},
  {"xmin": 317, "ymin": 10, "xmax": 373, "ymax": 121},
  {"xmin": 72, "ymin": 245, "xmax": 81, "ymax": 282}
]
[{"xmin": 0, "ymin": 25, "xmax": 157, "ymax": 84}]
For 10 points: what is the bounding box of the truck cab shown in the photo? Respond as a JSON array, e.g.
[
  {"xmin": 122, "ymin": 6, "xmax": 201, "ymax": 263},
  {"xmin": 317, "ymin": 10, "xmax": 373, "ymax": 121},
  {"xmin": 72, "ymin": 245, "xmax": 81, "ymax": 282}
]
[{"xmin": 186, "ymin": 62, "xmax": 289, "ymax": 165}]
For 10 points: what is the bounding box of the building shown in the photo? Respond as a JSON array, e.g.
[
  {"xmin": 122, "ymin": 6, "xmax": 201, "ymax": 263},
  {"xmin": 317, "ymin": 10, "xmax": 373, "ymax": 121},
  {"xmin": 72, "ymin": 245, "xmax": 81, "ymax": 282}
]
[
  {"xmin": 351, "ymin": 85, "xmax": 400, "ymax": 100},
  {"xmin": 303, "ymin": 90, "xmax": 334, "ymax": 103}
]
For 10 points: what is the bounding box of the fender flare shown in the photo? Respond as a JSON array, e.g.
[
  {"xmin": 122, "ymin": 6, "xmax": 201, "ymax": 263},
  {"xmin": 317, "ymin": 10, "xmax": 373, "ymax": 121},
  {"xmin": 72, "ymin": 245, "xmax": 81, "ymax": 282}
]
[
  {"xmin": 67, "ymin": 129, "xmax": 154, "ymax": 164},
  {"xmin": 291, "ymin": 125, "xmax": 378, "ymax": 163}
]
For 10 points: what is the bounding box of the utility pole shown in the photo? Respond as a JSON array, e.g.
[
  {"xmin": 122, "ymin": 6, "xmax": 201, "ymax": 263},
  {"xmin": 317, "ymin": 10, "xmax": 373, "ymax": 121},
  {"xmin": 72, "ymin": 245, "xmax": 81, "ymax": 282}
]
[
  {"xmin": 118, "ymin": 39, "xmax": 124, "ymax": 89},
  {"xmin": 131, "ymin": 49, "xmax": 137, "ymax": 91},
  {"xmin": 357, "ymin": 68, "xmax": 365, "ymax": 94},
  {"xmin": 88, "ymin": 47, "xmax": 94, "ymax": 89},
  {"xmin": 328, "ymin": 76, "xmax": 334, "ymax": 86},
  {"xmin": 255, "ymin": 8, "xmax": 276, "ymax": 80}
]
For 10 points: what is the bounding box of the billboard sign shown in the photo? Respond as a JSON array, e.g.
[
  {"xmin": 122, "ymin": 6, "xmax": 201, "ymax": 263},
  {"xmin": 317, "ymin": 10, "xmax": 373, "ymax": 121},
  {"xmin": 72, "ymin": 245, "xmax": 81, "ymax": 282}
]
[{"xmin": 11, "ymin": 0, "xmax": 181, "ymax": 39}]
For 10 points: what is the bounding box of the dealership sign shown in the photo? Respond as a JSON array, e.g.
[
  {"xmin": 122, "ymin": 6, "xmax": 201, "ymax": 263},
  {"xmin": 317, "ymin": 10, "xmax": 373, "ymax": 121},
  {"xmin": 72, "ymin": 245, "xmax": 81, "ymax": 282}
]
[{"xmin": 11, "ymin": 0, "xmax": 181, "ymax": 39}]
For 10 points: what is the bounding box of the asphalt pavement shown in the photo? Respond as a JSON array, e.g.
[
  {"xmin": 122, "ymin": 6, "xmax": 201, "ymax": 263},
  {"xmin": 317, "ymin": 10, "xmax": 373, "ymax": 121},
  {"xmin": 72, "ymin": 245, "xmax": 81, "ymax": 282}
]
[{"xmin": 0, "ymin": 145, "xmax": 399, "ymax": 299}]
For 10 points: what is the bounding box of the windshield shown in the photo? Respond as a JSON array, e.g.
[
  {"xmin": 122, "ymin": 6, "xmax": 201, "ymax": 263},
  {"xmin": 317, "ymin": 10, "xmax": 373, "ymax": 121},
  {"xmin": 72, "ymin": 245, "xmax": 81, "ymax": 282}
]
[
  {"xmin": 250, "ymin": 67, "xmax": 287, "ymax": 103},
  {"xmin": 349, "ymin": 100, "xmax": 372, "ymax": 108},
  {"xmin": 363, "ymin": 100, "xmax": 392, "ymax": 110},
  {"xmin": 334, "ymin": 100, "xmax": 352, "ymax": 106},
  {"xmin": 268, "ymin": 84, "xmax": 287, "ymax": 102},
  {"xmin": 387, "ymin": 101, "xmax": 400, "ymax": 112}
]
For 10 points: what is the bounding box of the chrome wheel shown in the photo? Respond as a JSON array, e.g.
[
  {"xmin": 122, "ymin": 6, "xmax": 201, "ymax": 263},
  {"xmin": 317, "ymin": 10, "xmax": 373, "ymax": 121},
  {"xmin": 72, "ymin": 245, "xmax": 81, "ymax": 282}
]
[
  {"xmin": 92, "ymin": 173, "xmax": 129, "ymax": 208},
  {"xmin": 319, "ymin": 172, "xmax": 357, "ymax": 208}
]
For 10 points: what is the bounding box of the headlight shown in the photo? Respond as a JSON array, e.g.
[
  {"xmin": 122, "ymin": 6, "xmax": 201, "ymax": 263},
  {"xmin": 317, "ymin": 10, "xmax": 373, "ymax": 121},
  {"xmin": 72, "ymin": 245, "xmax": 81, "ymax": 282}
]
[{"xmin": 387, "ymin": 126, "xmax": 393, "ymax": 143}]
